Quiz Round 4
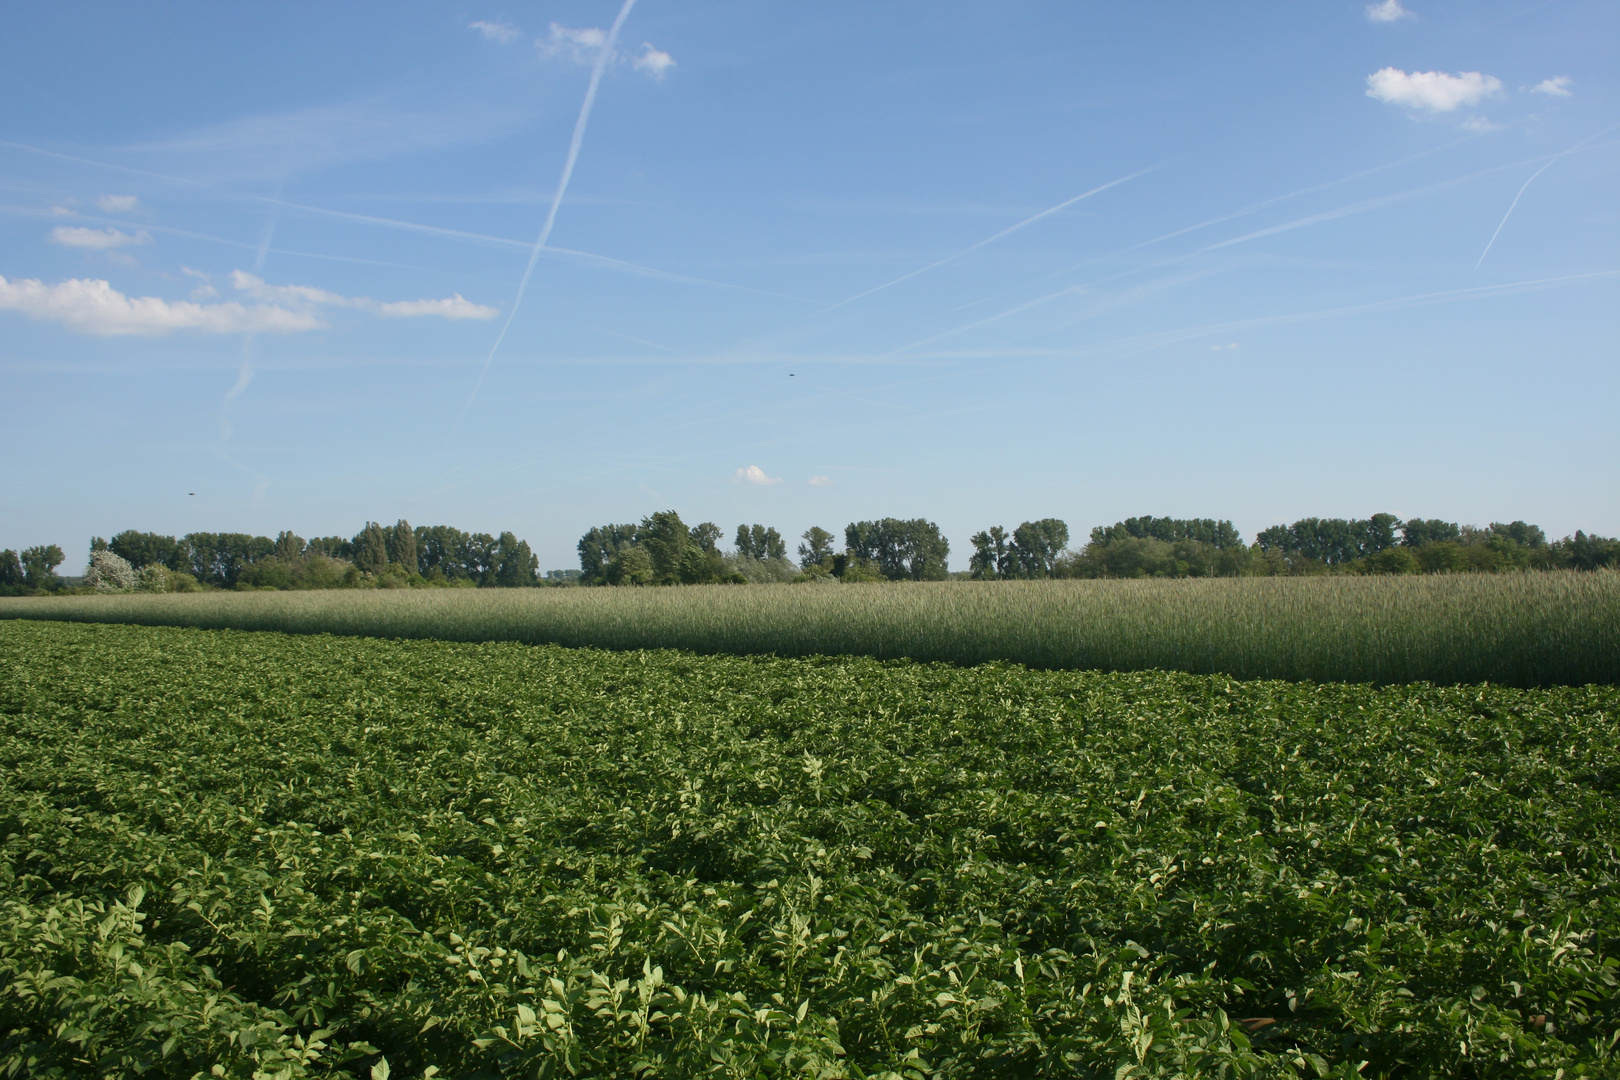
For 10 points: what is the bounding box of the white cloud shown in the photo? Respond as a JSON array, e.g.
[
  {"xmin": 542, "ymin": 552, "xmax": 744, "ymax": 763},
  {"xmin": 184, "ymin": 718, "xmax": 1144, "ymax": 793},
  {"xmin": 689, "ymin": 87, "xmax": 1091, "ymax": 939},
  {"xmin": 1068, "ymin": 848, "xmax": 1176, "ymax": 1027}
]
[
  {"xmin": 0, "ymin": 275, "xmax": 322, "ymax": 336},
  {"xmin": 808, "ymin": 475, "xmax": 833, "ymax": 487},
  {"xmin": 540, "ymin": 23, "xmax": 608, "ymax": 64},
  {"xmin": 1461, "ymin": 115, "xmax": 1499, "ymax": 132},
  {"xmin": 734, "ymin": 465, "xmax": 781, "ymax": 486},
  {"xmin": 1531, "ymin": 76, "xmax": 1573, "ymax": 97},
  {"xmin": 1209, "ymin": 342, "xmax": 1239, "ymax": 351},
  {"xmin": 50, "ymin": 226, "xmax": 152, "ymax": 250},
  {"xmin": 96, "ymin": 194, "xmax": 139, "ymax": 213},
  {"xmin": 180, "ymin": 266, "xmax": 217, "ymax": 299},
  {"xmin": 375, "ymin": 294, "xmax": 498, "ymax": 319},
  {"xmin": 632, "ymin": 43, "xmax": 676, "ymax": 79},
  {"xmin": 1366, "ymin": 68, "xmax": 1501, "ymax": 111},
  {"xmin": 1365, "ymin": 0, "xmax": 1414, "ymax": 22},
  {"xmin": 230, "ymin": 270, "xmax": 496, "ymax": 320},
  {"xmin": 469, "ymin": 20, "xmax": 521, "ymax": 44},
  {"xmin": 230, "ymin": 269, "xmax": 353, "ymax": 307}
]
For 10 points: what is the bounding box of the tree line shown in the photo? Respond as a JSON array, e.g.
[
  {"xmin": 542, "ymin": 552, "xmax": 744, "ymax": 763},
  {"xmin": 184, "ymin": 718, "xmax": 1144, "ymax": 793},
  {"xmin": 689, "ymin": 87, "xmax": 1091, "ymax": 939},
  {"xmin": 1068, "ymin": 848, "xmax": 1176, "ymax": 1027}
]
[
  {"xmin": 577, "ymin": 514, "xmax": 951, "ymax": 585},
  {"xmin": 0, "ymin": 522, "xmax": 548, "ymax": 595},
  {"xmin": 4, "ymin": 509, "xmax": 1617, "ymax": 597},
  {"xmin": 1050, "ymin": 514, "xmax": 1620, "ymax": 579}
]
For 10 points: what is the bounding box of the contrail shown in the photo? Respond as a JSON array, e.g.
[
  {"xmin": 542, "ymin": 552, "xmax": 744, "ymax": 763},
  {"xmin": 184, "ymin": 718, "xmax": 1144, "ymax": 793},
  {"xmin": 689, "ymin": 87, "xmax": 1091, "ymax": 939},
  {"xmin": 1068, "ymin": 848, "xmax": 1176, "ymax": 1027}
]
[
  {"xmin": 814, "ymin": 166, "xmax": 1160, "ymax": 315},
  {"xmin": 450, "ymin": 0, "xmax": 640, "ymax": 433},
  {"xmin": 879, "ymin": 154, "xmax": 1569, "ymax": 359},
  {"xmin": 2, "ymin": 136, "xmax": 798, "ymax": 298},
  {"xmin": 1475, "ymin": 126, "xmax": 1618, "ymax": 268}
]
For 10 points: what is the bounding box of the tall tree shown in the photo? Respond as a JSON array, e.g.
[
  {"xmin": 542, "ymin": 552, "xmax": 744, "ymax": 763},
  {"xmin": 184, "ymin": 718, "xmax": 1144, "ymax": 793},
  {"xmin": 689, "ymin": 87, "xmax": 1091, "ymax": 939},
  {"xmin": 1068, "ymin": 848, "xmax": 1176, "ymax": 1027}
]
[
  {"xmin": 735, "ymin": 523, "xmax": 785, "ymax": 561},
  {"xmin": 0, "ymin": 549, "xmax": 23, "ymax": 588},
  {"xmin": 690, "ymin": 522, "xmax": 724, "ymax": 553},
  {"xmin": 352, "ymin": 522, "xmax": 389, "ymax": 574},
  {"xmin": 577, "ymin": 523, "xmax": 638, "ymax": 585},
  {"xmin": 844, "ymin": 519, "xmax": 950, "ymax": 581},
  {"xmin": 492, "ymin": 532, "xmax": 538, "ymax": 587},
  {"xmin": 639, "ymin": 511, "xmax": 690, "ymax": 585},
  {"xmin": 21, "ymin": 544, "xmax": 64, "ymax": 589},
  {"xmin": 274, "ymin": 531, "xmax": 305, "ymax": 561},
  {"xmin": 969, "ymin": 526, "xmax": 1009, "ymax": 580},
  {"xmin": 1011, "ymin": 519, "xmax": 1069, "ymax": 577},
  {"xmin": 109, "ymin": 530, "xmax": 180, "ymax": 570},
  {"xmin": 388, "ymin": 519, "xmax": 418, "ymax": 574},
  {"xmin": 798, "ymin": 526, "xmax": 835, "ymax": 569}
]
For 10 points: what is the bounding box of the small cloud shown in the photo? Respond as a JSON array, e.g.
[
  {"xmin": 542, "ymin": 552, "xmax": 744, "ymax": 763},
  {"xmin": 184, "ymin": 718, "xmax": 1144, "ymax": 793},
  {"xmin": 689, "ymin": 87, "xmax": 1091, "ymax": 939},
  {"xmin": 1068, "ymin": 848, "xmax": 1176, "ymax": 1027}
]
[
  {"xmin": 181, "ymin": 266, "xmax": 217, "ymax": 299},
  {"xmin": 734, "ymin": 465, "xmax": 781, "ymax": 486},
  {"xmin": 0, "ymin": 274, "xmax": 323, "ymax": 336},
  {"xmin": 50, "ymin": 226, "xmax": 152, "ymax": 250},
  {"xmin": 1365, "ymin": 0, "xmax": 1414, "ymax": 22},
  {"xmin": 540, "ymin": 23, "xmax": 607, "ymax": 64},
  {"xmin": 1530, "ymin": 76, "xmax": 1573, "ymax": 98},
  {"xmin": 1366, "ymin": 67, "xmax": 1502, "ymax": 112},
  {"xmin": 231, "ymin": 269, "xmax": 349, "ymax": 306},
  {"xmin": 1210, "ymin": 342, "xmax": 1239, "ymax": 351},
  {"xmin": 632, "ymin": 43, "xmax": 675, "ymax": 79},
  {"xmin": 469, "ymin": 20, "xmax": 521, "ymax": 44},
  {"xmin": 808, "ymin": 475, "xmax": 833, "ymax": 487},
  {"xmin": 230, "ymin": 270, "xmax": 496, "ymax": 320},
  {"xmin": 96, "ymin": 194, "xmax": 139, "ymax": 213},
  {"xmin": 1460, "ymin": 115, "xmax": 1499, "ymax": 132},
  {"xmin": 375, "ymin": 294, "xmax": 497, "ymax": 320},
  {"xmin": 49, "ymin": 205, "xmax": 75, "ymax": 216}
]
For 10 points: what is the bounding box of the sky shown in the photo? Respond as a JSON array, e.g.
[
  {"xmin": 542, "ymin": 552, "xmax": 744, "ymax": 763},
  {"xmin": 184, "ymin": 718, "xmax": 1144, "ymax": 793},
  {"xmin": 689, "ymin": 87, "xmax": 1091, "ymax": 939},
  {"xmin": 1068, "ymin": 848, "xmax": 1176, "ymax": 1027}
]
[{"xmin": 1, "ymin": 0, "xmax": 1616, "ymax": 571}]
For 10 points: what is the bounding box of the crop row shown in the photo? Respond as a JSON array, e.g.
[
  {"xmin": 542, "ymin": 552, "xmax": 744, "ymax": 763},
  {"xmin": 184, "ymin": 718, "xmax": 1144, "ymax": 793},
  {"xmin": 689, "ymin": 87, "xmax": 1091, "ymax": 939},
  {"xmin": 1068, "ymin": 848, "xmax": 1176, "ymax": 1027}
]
[
  {"xmin": 4, "ymin": 569, "xmax": 1619, "ymax": 686},
  {"xmin": 2, "ymin": 619, "xmax": 1618, "ymax": 1077}
]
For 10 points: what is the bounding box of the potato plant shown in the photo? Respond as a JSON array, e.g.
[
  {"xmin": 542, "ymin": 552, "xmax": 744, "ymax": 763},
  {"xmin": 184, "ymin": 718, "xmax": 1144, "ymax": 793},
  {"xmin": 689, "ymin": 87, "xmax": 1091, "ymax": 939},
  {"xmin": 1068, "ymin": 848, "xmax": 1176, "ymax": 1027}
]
[{"xmin": 2, "ymin": 620, "xmax": 1617, "ymax": 1078}]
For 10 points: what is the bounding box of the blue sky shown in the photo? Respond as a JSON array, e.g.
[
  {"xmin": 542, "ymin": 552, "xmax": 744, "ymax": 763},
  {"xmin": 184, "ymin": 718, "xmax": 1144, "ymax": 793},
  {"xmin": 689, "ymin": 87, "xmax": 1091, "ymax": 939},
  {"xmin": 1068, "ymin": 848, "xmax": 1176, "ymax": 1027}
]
[{"xmin": 2, "ymin": 1, "xmax": 1615, "ymax": 570}]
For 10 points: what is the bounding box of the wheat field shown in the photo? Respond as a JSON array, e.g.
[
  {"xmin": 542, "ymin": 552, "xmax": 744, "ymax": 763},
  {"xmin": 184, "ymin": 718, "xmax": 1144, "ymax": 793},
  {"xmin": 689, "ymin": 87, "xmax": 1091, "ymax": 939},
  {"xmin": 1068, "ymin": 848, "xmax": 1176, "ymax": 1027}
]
[{"xmin": 3, "ymin": 569, "xmax": 1616, "ymax": 686}]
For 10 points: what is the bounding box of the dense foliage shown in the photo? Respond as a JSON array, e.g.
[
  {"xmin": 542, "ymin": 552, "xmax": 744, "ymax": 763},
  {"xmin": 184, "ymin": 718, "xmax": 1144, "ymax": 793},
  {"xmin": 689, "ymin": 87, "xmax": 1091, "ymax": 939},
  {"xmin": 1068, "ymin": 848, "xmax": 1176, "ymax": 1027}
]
[
  {"xmin": 1, "ymin": 620, "xmax": 1617, "ymax": 1078},
  {"xmin": 579, "ymin": 516, "xmax": 950, "ymax": 586},
  {"xmin": 94, "ymin": 522, "xmax": 542, "ymax": 591},
  {"xmin": 4, "ymin": 570, "xmax": 1618, "ymax": 687},
  {"xmin": 1057, "ymin": 516, "xmax": 1619, "ymax": 581}
]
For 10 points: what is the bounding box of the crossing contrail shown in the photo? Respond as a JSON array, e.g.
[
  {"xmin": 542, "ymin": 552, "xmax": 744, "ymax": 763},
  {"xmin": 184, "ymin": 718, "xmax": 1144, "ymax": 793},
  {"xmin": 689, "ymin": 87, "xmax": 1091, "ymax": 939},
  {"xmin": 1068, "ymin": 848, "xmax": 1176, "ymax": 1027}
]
[{"xmin": 459, "ymin": 0, "xmax": 641, "ymax": 435}]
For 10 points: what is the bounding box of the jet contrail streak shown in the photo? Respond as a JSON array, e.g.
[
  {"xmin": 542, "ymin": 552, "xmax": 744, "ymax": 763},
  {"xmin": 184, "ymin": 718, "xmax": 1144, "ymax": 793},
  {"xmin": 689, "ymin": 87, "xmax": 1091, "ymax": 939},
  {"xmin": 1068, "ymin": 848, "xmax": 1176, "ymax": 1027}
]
[
  {"xmin": 450, "ymin": 0, "xmax": 639, "ymax": 433},
  {"xmin": 814, "ymin": 166, "xmax": 1160, "ymax": 315},
  {"xmin": 879, "ymin": 153, "xmax": 1577, "ymax": 359},
  {"xmin": 1475, "ymin": 126, "xmax": 1618, "ymax": 268},
  {"xmin": 2, "ymin": 135, "xmax": 798, "ymax": 299}
]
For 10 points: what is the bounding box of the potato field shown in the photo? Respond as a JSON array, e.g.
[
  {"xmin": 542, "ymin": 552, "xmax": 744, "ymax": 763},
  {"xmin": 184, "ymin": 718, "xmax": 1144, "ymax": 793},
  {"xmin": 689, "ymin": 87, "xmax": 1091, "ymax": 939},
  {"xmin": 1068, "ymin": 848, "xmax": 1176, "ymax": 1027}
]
[{"xmin": 3, "ymin": 619, "xmax": 1618, "ymax": 1078}]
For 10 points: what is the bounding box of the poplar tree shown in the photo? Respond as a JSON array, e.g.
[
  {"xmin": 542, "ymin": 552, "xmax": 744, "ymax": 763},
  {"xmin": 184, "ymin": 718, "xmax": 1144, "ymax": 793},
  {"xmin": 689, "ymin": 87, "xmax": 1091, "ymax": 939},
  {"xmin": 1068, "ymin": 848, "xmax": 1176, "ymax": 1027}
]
[{"xmin": 389, "ymin": 519, "xmax": 418, "ymax": 575}]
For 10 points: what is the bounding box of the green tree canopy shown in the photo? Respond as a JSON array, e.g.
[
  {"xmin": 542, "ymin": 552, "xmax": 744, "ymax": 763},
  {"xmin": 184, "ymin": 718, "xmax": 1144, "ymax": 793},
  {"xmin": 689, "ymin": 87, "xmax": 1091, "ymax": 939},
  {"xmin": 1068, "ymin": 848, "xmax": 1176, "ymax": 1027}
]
[
  {"xmin": 387, "ymin": 520, "xmax": 417, "ymax": 573},
  {"xmin": 21, "ymin": 544, "xmax": 65, "ymax": 589},
  {"xmin": 578, "ymin": 523, "xmax": 639, "ymax": 585},
  {"xmin": 273, "ymin": 531, "xmax": 305, "ymax": 561},
  {"xmin": 352, "ymin": 522, "xmax": 389, "ymax": 575},
  {"xmin": 798, "ymin": 526, "xmax": 835, "ymax": 569},
  {"xmin": 844, "ymin": 519, "xmax": 950, "ymax": 581}
]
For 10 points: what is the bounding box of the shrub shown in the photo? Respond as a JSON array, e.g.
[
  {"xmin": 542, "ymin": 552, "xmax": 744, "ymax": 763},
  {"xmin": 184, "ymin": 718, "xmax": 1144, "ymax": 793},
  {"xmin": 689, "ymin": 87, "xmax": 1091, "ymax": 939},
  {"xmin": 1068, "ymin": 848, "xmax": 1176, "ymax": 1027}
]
[{"xmin": 83, "ymin": 550, "xmax": 136, "ymax": 592}]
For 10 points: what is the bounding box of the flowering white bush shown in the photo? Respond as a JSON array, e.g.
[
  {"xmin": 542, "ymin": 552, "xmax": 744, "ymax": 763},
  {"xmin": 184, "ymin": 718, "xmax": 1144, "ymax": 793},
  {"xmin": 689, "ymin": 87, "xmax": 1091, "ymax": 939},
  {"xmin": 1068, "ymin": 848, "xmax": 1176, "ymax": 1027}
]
[{"xmin": 84, "ymin": 549, "xmax": 137, "ymax": 592}]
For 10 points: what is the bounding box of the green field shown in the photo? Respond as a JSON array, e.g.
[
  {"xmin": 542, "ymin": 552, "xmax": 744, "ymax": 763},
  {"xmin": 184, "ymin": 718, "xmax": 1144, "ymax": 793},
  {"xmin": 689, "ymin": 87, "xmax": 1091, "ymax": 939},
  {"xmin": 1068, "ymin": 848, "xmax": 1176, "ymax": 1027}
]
[
  {"xmin": 4, "ymin": 569, "xmax": 1619, "ymax": 686},
  {"xmin": 3, "ymin": 620, "xmax": 1618, "ymax": 1078}
]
